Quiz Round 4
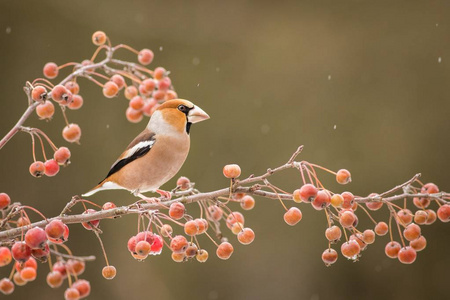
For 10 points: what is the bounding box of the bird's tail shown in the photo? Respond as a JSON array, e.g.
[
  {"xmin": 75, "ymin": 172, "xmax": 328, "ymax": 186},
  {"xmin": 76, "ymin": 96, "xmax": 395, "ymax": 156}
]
[
  {"xmin": 81, "ymin": 180, "xmax": 124, "ymax": 197},
  {"xmin": 81, "ymin": 182, "xmax": 104, "ymax": 197}
]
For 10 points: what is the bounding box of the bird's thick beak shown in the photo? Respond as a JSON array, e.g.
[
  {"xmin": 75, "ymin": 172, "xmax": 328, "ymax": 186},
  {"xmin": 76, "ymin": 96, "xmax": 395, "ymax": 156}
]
[{"xmin": 188, "ymin": 105, "xmax": 210, "ymax": 123}]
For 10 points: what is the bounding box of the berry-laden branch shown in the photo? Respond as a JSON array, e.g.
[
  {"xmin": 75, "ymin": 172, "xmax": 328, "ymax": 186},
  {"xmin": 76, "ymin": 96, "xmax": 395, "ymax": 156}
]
[{"xmin": 0, "ymin": 32, "xmax": 450, "ymax": 299}]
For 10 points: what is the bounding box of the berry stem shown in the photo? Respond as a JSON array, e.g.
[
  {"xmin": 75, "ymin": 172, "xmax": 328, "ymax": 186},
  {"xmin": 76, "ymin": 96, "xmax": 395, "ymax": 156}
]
[
  {"xmin": 308, "ymin": 163, "xmax": 337, "ymax": 175},
  {"xmin": 93, "ymin": 231, "xmax": 110, "ymax": 266},
  {"xmin": 57, "ymin": 62, "xmax": 78, "ymax": 70},
  {"xmin": 357, "ymin": 204, "xmax": 378, "ymax": 225}
]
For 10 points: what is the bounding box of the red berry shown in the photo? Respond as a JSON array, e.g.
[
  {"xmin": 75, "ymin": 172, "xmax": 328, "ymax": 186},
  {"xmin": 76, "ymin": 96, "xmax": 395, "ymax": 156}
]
[
  {"xmin": 339, "ymin": 210, "xmax": 356, "ymax": 228},
  {"xmin": 166, "ymin": 90, "xmax": 178, "ymax": 100},
  {"xmin": 366, "ymin": 193, "xmax": 383, "ymax": 210},
  {"xmin": 362, "ymin": 229, "xmax": 376, "ymax": 244},
  {"xmin": 136, "ymin": 231, "xmax": 155, "ymax": 245},
  {"xmin": 53, "ymin": 147, "xmax": 71, "ymax": 165},
  {"xmin": 311, "ymin": 190, "xmax": 331, "ymax": 210},
  {"xmin": 15, "ymin": 257, "xmax": 37, "ymax": 272},
  {"xmin": 349, "ymin": 233, "xmax": 367, "ymax": 251},
  {"xmin": 45, "ymin": 219, "xmax": 65, "ymax": 239},
  {"xmin": 283, "ymin": 207, "xmax": 302, "ymax": 226},
  {"xmin": 25, "ymin": 227, "xmax": 47, "ymax": 249},
  {"xmin": 44, "ymin": 159, "xmax": 60, "ymax": 177},
  {"xmin": 176, "ymin": 176, "xmax": 191, "ymax": 190},
  {"xmin": 336, "ymin": 169, "xmax": 351, "ymax": 184},
  {"xmin": 403, "ymin": 223, "xmax": 421, "ymax": 241},
  {"xmin": 207, "ymin": 205, "xmax": 223, "ymax": 221},
  {"xmin": 130, "ymin": 96, "xmax": 145, "ymax": 110},
  {"xmin": 36, "ymin": 101, "xmax": 55, "ymax": 119},
  {"xmin": 0, "ymin": 278, "xmax": 14, "ymax": 295},
  {"xmin": 231, "ymin": 222, "xmax": 244, "ymax": 235},
  {"xmin": 223, "ymin": 164, "xmax": 241, "ymax": 178},
  {"xmin": 53, "ymin": 261, "xmax": 67, "ymax": 278},
  {"xmin": 124, "ymin": 86, "xmax": 138, "ymax": 100},
  {"xmin": 51, "ymin": 85, "xmax": 72, "ymax": 105},
  {"xmin": 11, "ymin": 242, "xmax": 31, "ymax": 262},
  {"xmin": 31, "ymin": 244, "xmax": 49, "ymax": 261},
  {"xmin": 237, "ymin": 228, "xmax": 255, "ymax": 245},
  {"xmin": 341, "ymin": 191, "xmax": 354, "ymax": 209},
  {"xmin": 410, "ymin": 235, "xmax": 427, "ymax": 252},
  {"xmin": 240, "ymin": 195, "xmax": 255, "ymax": 210},
  {"xmin": 184, "ymin": 220, "xmax": 199, "ymax": 236},
  {"xmin": 414, "ymin": 210, "xmax": 428, "ymax": 225},
  {"xmin": 102, "ymin": 265, "xmax": 116, "ymax": 280},
  {"xmin": 341, "ymin": 240, "xmax": 360, "ymax": 259},
  {"xmin": 169, "ymin": 202, "xmax": 185, "ymax": 220},
  {"xmin": 138, "ymin": 49, "xmax": 154, "ymax": 65},
  {"xmin": 226, "ymin": 211, "xmax": 245, "ymax": 229},
  {"xmin": 153, "ymin": 90, "xmax": 165, "ymax": 101},
  {"xmin": 0, "ymin": 193, "xmax": 11, "ymax": 210},
  {"xmin": 398, "ymin": 246, "xmax": 417, "ymax": 264},
  {"xmin": 150, "ymin": 234, "xmax": 163, "ymax": 255},
  {"xmin": 140, "ymin": 79, "xmax": 156, "ymax": 95},
  {"xmin": 375, "ymin": 221, "xmax": 389, "ymax": 236},
  {"xmin": 65, "ymin": 81, "xmax": 80, "ymax": 95},
  {"xmin": 322, "ymin": 248, "xmax": 338, "ymax": 266},
  {"xmin": 63, "ymin": 123, "xmax": 82, "ymax": 143},
  {"xmin": 68, "ymin": 94, "xmax": 83, "ymax": 110},
  {"xmin": 195, "ymin": 218, "xmax": 208, "ymax": 235},
  {"xmin": 46, "ymin": 271, "xmax": 63, "ymax": 288},
  {"xmin": 102, "ymin": 202, "xmax": 116, "ymax": 210},
  {"xmin": 43, "ymin": 62, "xmax": 58, "ymax": 79},
  {"xmin": 31, "ymin": 85, "xmax": 47, "ymax": 102},
  {"xmin": 154, "ymin": 67, "xmax": 166, "ymax": 80},
  {"xmin": 170, "ymin": 235, "xmax": 188, "ymax": 253},
  {"xmin": 92, "ymin": 31, "xmax": 107, "ymax": 46},
  {"xmin": 413, "ymin": 197, "xmax": 430, "ymax": 209},
  {"xmin": 216, "ymin": 242, "xmax": 234, "ymax": 260},
  {"xmin": 299, "ymin": 184, "xmax": 318, "ymax": 202},
  {"xmin": 126, "ymin": 107, "xmax": 143, "ymax": 123},
  {"xmin": 0, "ymin": 247, "xmax": 12, "ymax": 267},
  {"xmin": 397, "ymin": 209, "xmax": 413, "ymax": 226},
  {"xmin": 325, "ymin": 226, "xmax": 342, "ymax": 243},
  {"xmin": 158, "ymin": 77, "xmax": 172, "ymax": 90},
  {"xmin": 385, "ymin": 241, "xmax": 401, "ymax": 258},
  {"xmin": 421, "ymin": 182, "xmax": 439, "ymax": 195},
  {"xmin": 72, "ymin": 279, "xmax": 91, "ymax": 298},
  {"xmin": 425, "ymin": 209, "xmax": 437, "ymax": 225},
  {"xmin": 65, "ymin": 287, "xmax": 81, "ymax": 300},
  {"xmin": 437, "ymin": 204, "xmax": 450, "ymax": 222},
  {"xmin": 103, "ymin": 81, "xmax": 119, "ymax": 98},
  {"xmin": 81, "ymin": 209, "xmax": 100, "ymax": 230},
  {"xmin": 111, "ymin": 74, "xmax": 125, "ymax": 90}
]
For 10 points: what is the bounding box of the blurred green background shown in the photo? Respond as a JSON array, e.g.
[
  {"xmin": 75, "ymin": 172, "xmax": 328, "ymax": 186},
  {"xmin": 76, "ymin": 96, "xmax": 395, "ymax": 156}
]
[{"xmin": 1, "ymin": 0, "xmax": 450, "ymax": 299}]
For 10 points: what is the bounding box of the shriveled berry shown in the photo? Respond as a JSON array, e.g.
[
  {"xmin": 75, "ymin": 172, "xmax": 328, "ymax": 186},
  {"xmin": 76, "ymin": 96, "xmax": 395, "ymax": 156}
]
[
  {"xmin": 0, "ymin": 278, "xmax": 14, "ymax": 295},
  {"xmin": 336, "ymin": 169, "xmax": 351, "ymax": 184},
  {"xmin": 196, "ymin": 249, "xmax": 209, "ymax": 262},
  {"xmin": 185, "ymin": 243, "xmax": 198, "ymax": 258},
  {"xmin": 170, "ymin": 235, "xmax": 188, "ymax": 253},
  {"xmin": 29, "ymin": 161, "xmax": 45, "ymax": 177},
  {"xmin": 223, "ymin": 164, "xmax": 241, "ymax": 178},
  {"xmin": 375, "ymin": 221, "xmax": 389, "ymax": 236},
  {"xmin": 237, "ymin": 228, "xmax": 255, "ymax": 245},
  {"xmin": 160, "ymin": 224, "xmax": 173, "ymax": 237},
  {"xmin": 102, "ymin": 265, "xmax": 116, "ymax": 280},
  {"xmin": 92, "ymin": 31, "xmax": 107, "ymax": 46},
  {"xmin": 0, "ymin": 193, "xmax": 11, "ymax": 210},
  {"xmin": 31, "ymin": 86, "xmax": 47, "ymax": 102},
  {"xmin": 36, "ymin": 101, "xmax": 55, "ymax": 119},
  {"xmin": 240, "ymin": 195, "xmax": 255, "ymax": 210},
  {"xmin": 437, "ymin": 204, "xmax": 450, "ymax": 222},
  {"xmin": 216, "ymin": 242, "xmax": 234, "ymax": 260},
  {"xmin": 0, "ymin": 247, "xmax": 12, "ymax": 267},
  {"xmin": 299, "ymin": 184, "xmax": 318, "ymax": 202},
  {"xmin": 54, "ymin": 147, "xmax": 71, "ymax": 165},
  {"xmin": 169, "ymin": 202, "xmax": 185, "ymax": 220},
  {"xmin": 11, "ymin": 242, "xmax": 31, "ymax": 262},
  {"xmin": 398, "ymin": 246, "xmax": 417, "ymax": 264},
  {"xmin": 43, "ymin": 62, "xmax": 58, "ymax": 79},
  {"xmin": 63, "ymin": 123, "xmax": 81, "ymax": 143},
  {"xmin": 284, "ymin": 207, "xmax": 302, "ymax": 226},
  {"xmin": 44, "ymin": 159, "xmax": 60, "ymax": 177},
  {"xmin": 31, "ymin": 244, "xmax": 49, "ymax": 261},
  {"xmin": 208, "ymin": 205, "xmax": 223, "ymax": 221},
  {"xmin": 138, "ymin": 49, "xmax": 154, "ymax": 65},
  {"xmin": 385, "ymin": 241, "xmax": 401, "ymax": 258},
  {"xmin": 322, "ymin": 248, "xmax": 338, "ymax": 266}
]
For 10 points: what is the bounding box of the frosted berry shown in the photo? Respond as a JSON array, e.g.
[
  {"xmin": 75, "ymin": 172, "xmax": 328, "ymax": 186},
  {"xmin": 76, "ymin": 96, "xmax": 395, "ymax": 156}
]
[
  {"xmin": 124, "ymin": 86, "xmax": 138, "ymax": 100},
  {"xmin": 20, "ymin": 267, "xmax": 37, "ymax": 281},
  {"xmin": 47, "ymin": 271, "xmax": 63, "ymax": 288},
  {"xmin": 31, "ymin": 243, "xmax": 49, "ymax": 261},
  {"xmin": 196, "ymin": 249, "xmax": 209, "ymax": 262},
  {"xmin": 130, "ymin": 96, "xmax": 145, "ymax": 110},
  {"xmin": 36, "ymin": 101, "xmax": 55, "ymax": 119},
  {"xmin": 216, "ymin": 242, "xmax": 234, "ymax": 260},
  {"xmin": 237, "ymin": 228, "xmax": 255, "ymax": 245},
  {"xmin": 185, "ymin": 242, "xmax": 198, "ymax": 258},
  {"xmin": 153, "ymin": 67, "xmax": 166, "ymax": 80},
  {"xmin": 341, "ymin": 191, "xmax": 354, "ymax": 209},
  {"xmin": 43, "ymin": 62, "xmax": 58, "ymax": 79},
  {"xmin": 68, "ymin": 94, "xmax": 83, "ymax": 110},
  {"xmin": 65, "ymin": 287, "xmax": 81, "ymax": 300},
  {"xmin": 158, "ymin": 77, "xmax": 172, "ymax": 90},
  {"xmin": 413, "ymin": 197, "xmax": 430, "ymax": 209},
  {"xmin": 92, "ymin": 31, "xmax": 107, "ymax": 46},
  {"xmin": 171, "ymin": 252, "xmax": 186, "ymax": 263},
  {"xmin": 322, "ymin": 248, "xmax": 338, "ymax": 266},
  {"xmin": 0, "ymin": 278, "xmax": 14, "ymax": 295},
  {"xmin": 11, "ymin": 242, "xmax": 31, "ymax": 262},
  {"xmin": 284, "ymin": 207, "xmax": 302, "ymax": 226},
  {"xmin": 103, "ymin": 81, "xmax": 119, "ymax": 98},
  {"xmin": 425, "ymin": 209, "xmax": 437, "ymax": 225},
  {"xmin": 31, "ymin": 85, "xmax": 47, "ymax": 102},
  {"xmin": 366, "ymin": 193, "xmax": 383, "ymax": 210},
  {"xmin": 336, "ymin": 169, "xmax": 351, "ymax": 184},
  {"xmin": 240, "ymin": 195, "xmax": 255, "ymax": 210},
  {"xmin": 81, "ymin": 209, "xmax": 100, "ymax": 230},
  {"xmin": 25, "ymin": 227, "xmax": 47, "ymax": 249},
  {"xmin": 72, "ymin": 279, "xmax": 91, "ymax": 298},
  {"xmin": 54, "ymin": 147, "xmax": 71, "ymax": 165},
  {"xmin": 13, "ymin": 272, "xmax": 26, "ymax": 286},
  {"xmin": 184, "ymin": 220, "xmax": 199, "ymax": 236},
  {"xmin": 102, "ymin": 202, "xmax": 116, "ymax": 210},
  {"xmin": 160, "ymin": 224, "xmax": 173, "ymax": 237},
  {"xmin": 135, "ymin": 241, "xmax": 151, "ymax": 257},
  {"xmin": 223, "ymin": 164, "xmax": 241, "ymax": 178},
  {"xmin": 176, "ymin": 176, "xmax": 191, "ymax": 190},
  {"xmin": 362, "ymin": 229, "xmax": 375, "ymax": 244},
  {"xmin": 410, "ymin": 235, "xmax": 427, "ymax": 252},
  {"xmin": 208, "ymin": 205, "xmax": 223, "ymax": 221},
  {"xmin": 375, "ymin": 221, "xmax": 389, "ymax": 236},
  {"xmin": 231, "ymin": 222, "xmax": 244, "ymax": 235},
  {"xmin": 126, "ymin": 107, "xmax": 143, "ymax": 123},
  {"xmin": 330, "ymin": 194, "xmax": 343, "ymax": 207},
  {"xmin": 44, "ymin": 159, "xmax": 60, "ymax": 177},
  {"xmin": 66, "ymin": 259, "xmax": 85, "ymax": 276},
  {"xmin": 397, "ymin": 209, "xmax": 413, "ymax": 226},
  {"xmin": 403, "ymin": 223, "xmax": 421, "ymax": 241},
  {"xmin": 169, "ymin": 202, "xmax": 185, "ymax": 220},
  {"xmin": 195, "ymin": 218, "xmax": 208, "ymax": 235},
  {"xmin": 0, "ymin": 193, "xmax": 11, "ymax": 210},
  {"xmin": 341, "ymin": 240, "xmax": 360, "ymax": 259},
  {"xmin": 325, "ymin": 226, "xmax": 342, "ymax": 243},
  {"xmin": 138, "ymin": 49, "xmax": 154, "ymax": 65},
  {"xmin": 170, "ymin": 235, "xmax": 188, "ymax": 253},
  {"xmin": 226, "ymin": 211, "xmax": 245, "ymax": 229},
  {"xmin": 102, "ymin": 265, "xmax": 116, "ymax": 280},
  {"xmin": 63, "ymin": 124, "xmax": 81, "ymax": 143},
  {"xmin": 299, "ymin": 184, "xmax": 318, "ymax": 202},
  {"xmin": 150, "ymin": 234, "xmax": 163, "ymax": 255},
  {"xmin": 65, "ymin": 81, "xmax": 80, "ymax": 95},
  {"xmin": 339, "ymin": 210, "xmax": 356, "ymax": 228},
  {"xmin": 398, "ymin": 246, "xmax": 417, "ymax": 264},
  {"xmin": 437, "ymin": 204, "xmax": 450, "ymax": 222},
  {"xmin": 51, "ymin": 85, "xmax": 72, "ymax": 105},
  {"xmin": 414, "ymin": 210, "xmax": 428, "ymax": 225},
  {"xmin": 0, "ymin": 247, "xmax": 12, "ymax": 267},
  {"xmin": 311, "ymin": 190, "xmax": 331, "ymax": 210},
  {"xmin": 111, "ymin": 74, "xmax": 125, "ymax": 90},
  {"xmin": 385, "ymin": 241, "xmax": 401, "ymax": 258}
]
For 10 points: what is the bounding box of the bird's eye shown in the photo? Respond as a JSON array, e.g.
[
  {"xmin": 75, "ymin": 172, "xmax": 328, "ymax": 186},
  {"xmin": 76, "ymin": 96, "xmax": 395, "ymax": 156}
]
[{"xmin": 178, "ymin": 105, "xmax": 188, "ymax": 113}]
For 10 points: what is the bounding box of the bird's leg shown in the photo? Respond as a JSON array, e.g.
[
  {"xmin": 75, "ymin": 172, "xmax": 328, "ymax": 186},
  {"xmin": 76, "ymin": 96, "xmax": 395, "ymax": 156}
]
[{"xmin": 156, "ymin": 189, "xmax": 172, "ymax": 200}]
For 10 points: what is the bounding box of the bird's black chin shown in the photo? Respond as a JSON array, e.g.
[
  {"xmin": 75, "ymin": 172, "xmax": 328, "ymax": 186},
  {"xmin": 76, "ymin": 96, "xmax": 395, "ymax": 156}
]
[{"xmin": 186, "ymin": 122, "xmax": 192, "ymax": 134}]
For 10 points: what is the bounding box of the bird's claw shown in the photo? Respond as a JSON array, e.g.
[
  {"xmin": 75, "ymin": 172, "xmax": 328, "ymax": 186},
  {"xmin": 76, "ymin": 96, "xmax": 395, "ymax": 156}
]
[{"xmin": 156, "ymin": 189, "xmax": 172, "ymax": 200}]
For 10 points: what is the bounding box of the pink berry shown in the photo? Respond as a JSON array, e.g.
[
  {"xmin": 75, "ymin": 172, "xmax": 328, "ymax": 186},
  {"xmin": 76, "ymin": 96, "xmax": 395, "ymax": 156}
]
[
  {"xmin": 138, "ymin": 49, "xmax": 154, "ymax": 65},
  {"xmin": 102, "ymin": 81, "xmax": 119, "ymax": 98},
  {"xmin": 11, "ymin": 242, "xmax": 31, "ymax": 262},
  {"xmin": 53, "ymin": 147, "xmax": 71, "ymax": 165},
  {"xmin": 298, "ymin": 184, "xmax": 318, "ymax": 202},
  {"xmin": 62, "ymin": 124, "xmax": 81, "ymax": 143},
  {"xmin": 92, "ymin": 31, "xmax": 107, "ymax": 46},
  {"xmin": 223, "ymin": 164, "xmax": 241, "ymax": 178},
  {"xmin": 283, "ymin": 207, "xmax": 302, "ymax": 226},
  {"xmin": 336, "ymin": 169, "xmax": 351, "ymax": 184},
  {"xmin": 25, "ymin": 227, "xmax": 47, "ymax": 249},
  {"xmin": 0, "ymin": 247, "xmax": 12, "ymax": 267},
  {"xmin": 43, "ymin": 62, "xmax": 58, "ymax": 79},
  {"xmin": 44, "ymin": 159, "xmax": 60, "ymax": 177},
  {"xmin": 437, "ymin": 204, "xmax": 450, "ymax": 222},
  {"xmin": 0, "ymin": 193, "xmax": 11, "ymax": 210},
  {"xmin": 36, "ymin": 101, "xmax": 55, "ymax": 120}
]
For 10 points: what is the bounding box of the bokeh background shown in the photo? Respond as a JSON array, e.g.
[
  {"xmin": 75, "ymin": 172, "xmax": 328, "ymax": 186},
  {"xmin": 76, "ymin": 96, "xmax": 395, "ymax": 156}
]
[{"xmin": 1, "ymin": 0, "xmax": 450, "ymax": 299}]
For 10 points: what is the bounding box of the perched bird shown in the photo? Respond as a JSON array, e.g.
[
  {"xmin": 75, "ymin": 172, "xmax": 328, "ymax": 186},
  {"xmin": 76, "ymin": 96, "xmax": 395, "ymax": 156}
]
[{"xmin": 82, "ymin": 99, "xmax": 209, "ymax": 199}]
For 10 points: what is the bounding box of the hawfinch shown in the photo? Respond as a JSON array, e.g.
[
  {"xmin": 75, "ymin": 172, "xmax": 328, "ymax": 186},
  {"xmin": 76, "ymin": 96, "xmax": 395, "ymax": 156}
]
[{"xmin": 82, "ymin": 99, "xmax": 209, "ymax": 199}]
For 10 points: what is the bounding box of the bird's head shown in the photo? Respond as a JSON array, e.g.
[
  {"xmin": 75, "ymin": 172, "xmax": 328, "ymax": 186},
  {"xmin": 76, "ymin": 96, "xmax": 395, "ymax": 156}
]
[{"xmin": 149, "ymin": 99, "xmax": 210, "ymax": 134}]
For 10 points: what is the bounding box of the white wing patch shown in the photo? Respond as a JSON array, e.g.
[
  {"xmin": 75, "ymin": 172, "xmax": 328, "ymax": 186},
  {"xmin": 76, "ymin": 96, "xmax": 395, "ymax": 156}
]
[{"xmin": 119, "ymin": 140, "xmax": 155, "ymax": 164}]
